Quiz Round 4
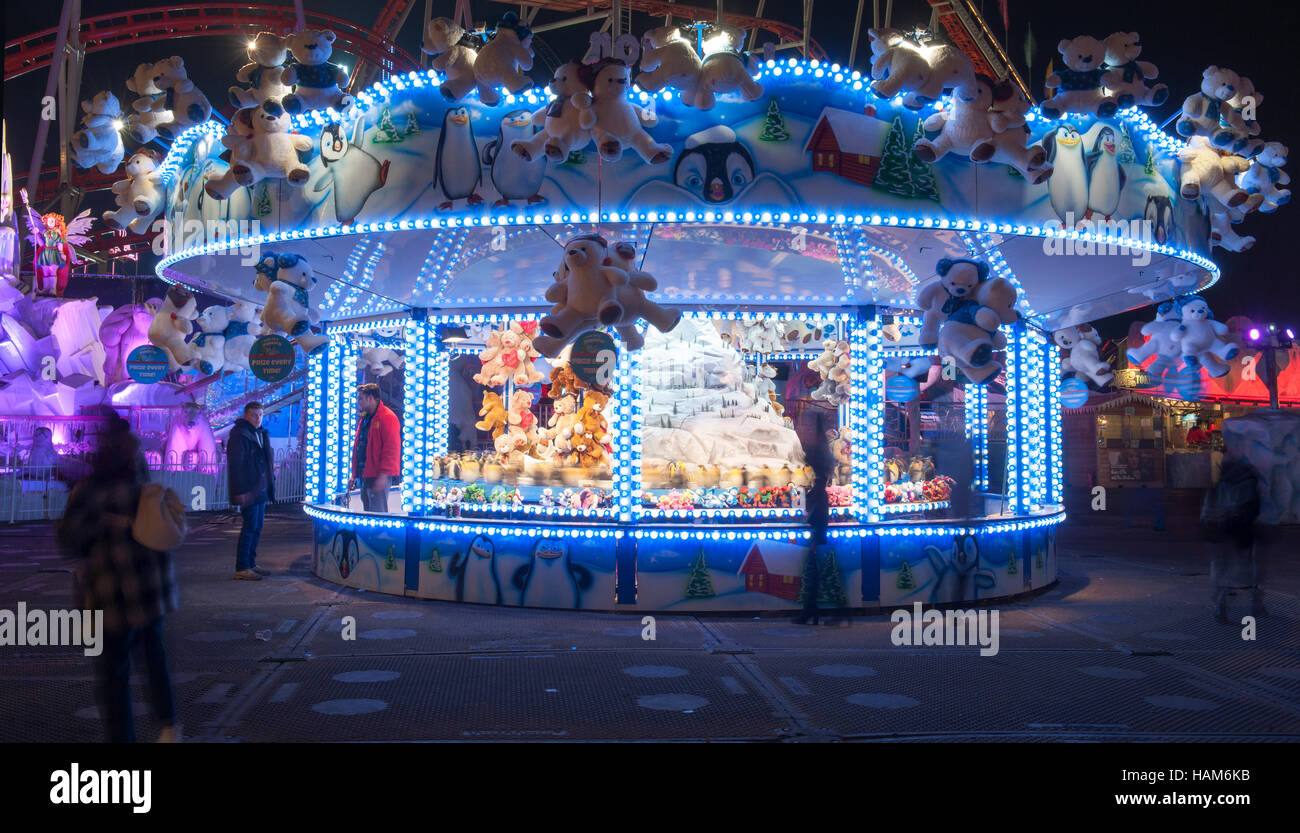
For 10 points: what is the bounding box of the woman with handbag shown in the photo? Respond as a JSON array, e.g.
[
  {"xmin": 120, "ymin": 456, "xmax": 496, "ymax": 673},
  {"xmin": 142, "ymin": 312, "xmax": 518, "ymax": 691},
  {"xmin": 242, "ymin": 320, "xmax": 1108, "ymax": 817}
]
[{"xmin": 59, "ymin": 412, "xmax": 184, "ymax": 743}]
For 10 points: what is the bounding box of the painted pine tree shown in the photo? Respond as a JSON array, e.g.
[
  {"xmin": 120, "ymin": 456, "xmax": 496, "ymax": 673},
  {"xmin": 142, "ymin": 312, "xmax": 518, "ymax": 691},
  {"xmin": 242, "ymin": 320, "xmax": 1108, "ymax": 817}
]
[
  {"xmin": 1143, "ymin": 147, "xmax": 1156, "ymax": 176},
  {"xmin": 404, "ymin": 112, "xmax": 422, "ymax": 135},
  {"xmin": 428, "ymin": 547, "xmax": 443, "ymax": 572},
  {"xmin": 563, "ymin": 150, "xmax": 586, "ymax": 165},
  {"xmin": 758, "ymin": 98, "xmax": 790, "ymax": 142},
  {"xmin": 372, "ymin": 107, "xmax": 403, "ymax": 143},
  {"xmin": 896, "ymin": 559, "xmax": 916, "ymax": 590},
  {"xmin": 385, "ymin": 545, "xmax": 398, "ymax": 570},
  {"xmin": 254, "ymin": 182, "xmax": 272, "ymax": 218},
  {"xmin": 1117, "ymin": 123, "xmax": 1136, "ymax": 164},
  {"xmin": 1007, "ymin": 552, "xmax": 1018, "ymax": 574},
  {"xmin": 873, "ymin": 115, "xmax": 940, "ymax": 202},
  {"xmin": 908, "ymin": 117, "xmax": 942, "ymax": 201},
  {"xmin": 817, "ymin": 549, "xmax": 848, "ymax": 608},
  {"xmin": 685, "ymin": 549, "xmax": 715, "ymax": 598}
]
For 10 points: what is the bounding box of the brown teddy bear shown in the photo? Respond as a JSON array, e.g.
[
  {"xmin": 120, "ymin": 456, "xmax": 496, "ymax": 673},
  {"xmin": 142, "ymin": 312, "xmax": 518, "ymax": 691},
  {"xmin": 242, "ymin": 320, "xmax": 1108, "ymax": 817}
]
[
  {"xmin": 475, "ymin": 392, "xmax": 509, "ymax": 438},
  {"xmin": 571, "ymin": 390, "xmax": 612, "ymax": 469},
  {"xmin": 548, "ymin": 362, "xmax": 589, "ymax": 399}
]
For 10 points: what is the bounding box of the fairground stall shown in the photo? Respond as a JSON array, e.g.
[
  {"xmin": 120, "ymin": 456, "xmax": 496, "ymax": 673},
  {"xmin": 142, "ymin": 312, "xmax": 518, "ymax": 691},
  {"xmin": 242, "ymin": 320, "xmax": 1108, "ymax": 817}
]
[{"xmin": 144, "ymin": 18, "xmax": 1241, "ymax": 612}]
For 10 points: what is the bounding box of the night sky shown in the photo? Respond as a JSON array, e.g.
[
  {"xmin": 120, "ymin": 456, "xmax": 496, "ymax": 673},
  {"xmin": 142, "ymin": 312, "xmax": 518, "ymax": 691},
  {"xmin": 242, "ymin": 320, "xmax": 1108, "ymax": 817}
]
[{"xmin": 4, "ymin": 0, "xmax": 1296, "ymax": 332}]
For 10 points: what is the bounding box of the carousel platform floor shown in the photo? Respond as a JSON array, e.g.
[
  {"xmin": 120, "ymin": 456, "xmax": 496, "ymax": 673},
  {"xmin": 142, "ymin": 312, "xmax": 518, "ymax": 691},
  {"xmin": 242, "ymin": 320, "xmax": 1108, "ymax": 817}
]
[{"xmin": 1, "ymin": 500, "xmax": 1297, "ymax": 742}]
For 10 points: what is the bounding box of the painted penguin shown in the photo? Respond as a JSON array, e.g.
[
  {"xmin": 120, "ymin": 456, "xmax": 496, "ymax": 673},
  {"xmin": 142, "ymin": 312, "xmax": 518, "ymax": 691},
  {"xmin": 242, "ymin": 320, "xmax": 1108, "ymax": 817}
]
[
  {"xmin": 512, "ymin": 539, "xmax": 593, "ymax": 609},
  {"xmin": 924, "ymin": 535, "xmax": 996, "ymax": 603},
  {"xmin": 434, "ymin": 106, "xmax": 483, "ymax": 210},
  {"xmin": 1143, "ymin": 193, "xmax": 1174, "ymax": 245},
  {"xmin": 329, "ymin": 529, "xmax": 359, "ymax": 579},
  {"xmin": 673, "ymin": 125, "xmax": 755, "ymax": 204},
  {"xmin": 1085, "ymin": 126, "xmax": 1125, "ymax": 221},
  {"xmin": 483, "ymin": 108, "xmax": 545, "ymax": 206},
  {"xmin": 1041, "ymin": 125, "xmax": 1089, "ymax": 227},
  {"xmin": 313, "ymin": 117, "xmax": 390, "ymax": 225},
  {"xmin": 448, "ymin": 534, "xmax": 502, "ymax": 604}
]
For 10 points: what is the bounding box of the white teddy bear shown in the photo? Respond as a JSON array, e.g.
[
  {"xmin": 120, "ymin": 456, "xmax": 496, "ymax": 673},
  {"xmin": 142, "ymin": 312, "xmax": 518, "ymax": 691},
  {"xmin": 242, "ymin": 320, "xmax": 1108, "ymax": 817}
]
[
  {"xmin": 533, "ymin": 234, "xmax": 628, "ymax": 356},
  {"xmin": 230, "ymin": 100, "xmax": 312, "ymax": 190},
  {"xmin": 691, "ymin": 39, "xmax": 764, "ymax": 110},
  {"xmin": 868, "ymin": 28, "xmax": 973, "ymax": 110},
  {"xmin": 202, "ymin": 108, "xmax": 255, "ymax": 201},
  {"xmin": 1170, "ymin": 295, "xmax": 1237, "ymax": 378},
  {"xmin": 229, "ymin": 32, "xmax": 292, "ymax": 110},
  {"xmin": 1220, "ymin": 77, "xmax": 1265, "ymax": 157},
  {"xmin": 1101, "ymin": 31, "xmax": 1168, "ymax": 108},
  {"xmin": 124, "ymin": 61, "xmax": 171, "ymax": 143},
  {"xmin": 148, "ymin": 286, "xmax": 199, "ymax": 372},
  {"xmin": 1178, "ymin": 135, "xmax": 1250, "ymax": 209},
  {"xmin": 511, "ymin": 62, "xmax": 592, "ymax": 162},
  {"xmin": 360, "ymin": 346, "xmax": 405, "ymax": 376},
  {"xmin": 1053, "ymin": 324, "xmax": 1113, "ymax": 389},
  {"xmin": 637, "ymin": 27, "xmax": 702, "ymax": 99},
  {"xmin": 542, "ymin": 394, "xmax": 580, "ymax": 456},
  {"xmin": 1177, "ymin": 65, "xmax": 1240, "ymax": 141},
  {"xmin": 189, "ymin": 306, "xmax": 228, "ymax": 376},
  {"xmin": 150, "ymin": 56, "xmax": 212, "ymax": 140},
  {"xmin": 222, "ymin": 300, "xmax": 263, "ymax": 371},
  {"xmin": 475, "ymin": 12, "xmax": 534, "ymax": 106},
  {"xmin": 1041, "ymin": 35, "xmax": 1122, "ymax": 119},
  {"xmin": 70, "ymin": 92, "xmax": 125, "ymax": 175},
  {"xmin": 1238, "ymin": 142, "xmax": 1290, "ymax": 213},
  {"xmin": 1208, "ymin": 204, "xmax": 1256, "ymax": 252},
  {"xmin": 1126, "ymin": 301, "xmax": 1182, "ymax": 377},
  {"xmin": 971, "ymin": 85, "xmax": 1052, "ymax": 184},
  {"xmin": 102, "ymin": 149, "xmax": 165, "ymax": 234},
  {"xmin": 579, "ymin": 59, "xmax": 671, "ymax": 164},
  {"xmin": 254, "ymin": 252, "xmax": 327, "ymax": 354},
  {"xmin": 280, "ymin": 29, "xmax": 355, "ymax": 114},
  {"xmin": 421, "ymin": 17, "xmax": 479, "ymax": 101},
  {"xmin": 913, "ymin": 75, "xmax": 995, "ymax": 164}
]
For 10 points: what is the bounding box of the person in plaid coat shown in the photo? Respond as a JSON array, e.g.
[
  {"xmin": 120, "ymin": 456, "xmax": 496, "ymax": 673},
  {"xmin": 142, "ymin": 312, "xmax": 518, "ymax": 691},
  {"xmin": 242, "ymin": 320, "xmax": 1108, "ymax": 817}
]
[{"xmin": 59, "ymin": 412, "xmax": 180, "ymax": 743}]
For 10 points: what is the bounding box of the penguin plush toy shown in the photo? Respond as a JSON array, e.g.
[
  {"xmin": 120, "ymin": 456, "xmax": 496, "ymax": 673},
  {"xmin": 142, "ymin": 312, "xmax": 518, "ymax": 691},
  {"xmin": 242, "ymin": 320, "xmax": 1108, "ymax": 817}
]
[
  {"xmin": 434, "ymin": 106, "xmax": 483, "ymax": 209},
  {"xmin": 482, "ymin": 108, "xmax": 545, "ymax": 206}
]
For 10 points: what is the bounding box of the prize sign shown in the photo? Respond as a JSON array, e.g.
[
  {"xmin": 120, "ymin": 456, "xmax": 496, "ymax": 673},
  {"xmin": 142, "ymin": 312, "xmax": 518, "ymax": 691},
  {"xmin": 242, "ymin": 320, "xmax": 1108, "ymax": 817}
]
[
  {"xmin": 126, "ymin": 345, "xmax": 169, "ymax": 383},
  {"xmin": 249, "ymin": 335, "xmax": 296, "ymax": 383},
  {"xmin": 1059, "ymin": 377, "xmax": 1090, "ymax": 409},
  {"xmin": 570, "ymin": 330, "xmax": 618, "ymax": 387},
  {"xmin": 886, "ymin": 374, "xmax": 920, "ymax": 402}
]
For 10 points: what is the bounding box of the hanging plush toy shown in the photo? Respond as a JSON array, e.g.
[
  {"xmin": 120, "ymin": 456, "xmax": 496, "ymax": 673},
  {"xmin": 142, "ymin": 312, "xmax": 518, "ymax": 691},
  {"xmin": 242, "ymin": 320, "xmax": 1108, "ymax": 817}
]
[
  {"xmin": 913, "ymin": 75, "xmax": 997, "ymax": 165},
  {"xmin": 532, "ymin": 234, "xmax": 627, "ymax": 357},
  {"xmin": 70, "ymin": 92, "xmax": 125, "ymax": 175},
  {"xmin": 229, "ymin": 32, "xmax": 293, "ymax": 109},
  {"xmin": 421, "ymin": 17, "xmax": 479, "ymax": 101},
  {"xmin": 253, "ymin": 252, "xmax": 327, "ymax": 354},
  {"xmin": 1238, "ymin": 142, "xmax": 1290, "ymax": 212},
  {"xmin": 124, "ymin": 61, "xmax": 171, "ymax": 144},
  {"xmin": 475, "ymin": 12, "xmax": 534, "ymax": 106},
  {"xmin": 101, "ymin": 149, "xmax": 165, "ymax": 234},
  {"xmin": 280, "ymin": 29, "xmax": 355, "ymax": 114},
  {"xmin": 1220, "ymin": 77, "xmax": 1265, "ymax": 157},
  {"xmin": 605, "ymin": 240, "xmax": 683, "ymax": 351},
  {"xmin": 687, "ymin": 28, "xmax": 764, "ymax": 110},
  {"xmin": 150, "ymin": 57, "xmax": 212, "ymax": 140},
  {"xmin": 578, "ymin": 58, "xmax": 672, "ymax": 164},
  {"xmin": 1178, "ymin": 135, "xmax": 1250, "ymax": 209},
  {"xmin": 20, "ymin": 190, "xmax": 92, "ymax": 298},
  {"xmin": 473, "ymin": 328, "xmax": 509, "ymax": 387},
  {"xmin": 1053, "ymin": 324, "xmax": 1114, "ymax": 389},
  {"xmin": 477, "ymin": 320, "xmax": 545, "ymax": 386},
  {"xmin": 148, "ymin": 286, "xmax": 200, "ymax": 372},
  {"xmin": 506, "ymin": 389, "xmax": 540, "ymax": 451},
  {"xmin": 1126, "ymin": 300, "xmax": 1182, "ymax": 378},
  {"xmin": 867, "ymin": 28, "xmax": 974, "ymax": 109},
  {"xmin": 201, "ymin": 108, "xmax": 254, "ymax": 201},
  {"xmin": 511, "ymin": 62, "xmax": 592, "ymax": 162},
  {"xmin": 189, "ymin": 306, "xmax": 228, "ymax": 376},
  {"xmin": 808, "ymin": 339, "xmax": 851, "ymax": 405},
  {"xmin": 1208, "ymin": 204, "xmax": 1256, "ymax": 252},
  {"xmin": 222, "ymin": 300, "xmax": 263, "ymax": 372},
  {"xmin": 225, "ymin": 99, "xmax": 312, "ymax": 191},
  {"xmin": 923, "ymin": 258, "xmax": 1018, "ymax": 385},
  {"xmin": 475, "ymin": 391, "xmax": 509, "ymax": 438},
  {"xmin": 1170, "ymin": 295, "xmax": 1237, "ymax": 378},
  {"xmin": 1040, "ymin": 36, "xmax": 1122, "ymax": 120},
  {"xmin": 637, "ymin": 26, "xmax": 701, "ymax": 99},
  {"xmin": 971, "ymin": 84, "xmax": 1052, "ymax": 183},
  {"xmin": 1176, "ymin": 65, "xmax": 1240, "ymax": 141},
  {"xmin": 360, "ymin": 347, "xmax": 405, "ymax": 377},
  {"xmin": 1100, "ymin": 32, "xmax": 1168, "ymax": 108}
]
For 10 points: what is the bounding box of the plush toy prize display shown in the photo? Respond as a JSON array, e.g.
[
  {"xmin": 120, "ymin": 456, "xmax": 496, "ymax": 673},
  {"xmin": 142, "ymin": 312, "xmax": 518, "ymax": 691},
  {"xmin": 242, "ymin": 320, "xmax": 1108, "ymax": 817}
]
[
  {"xmin": 1053, "ymin": 324, "xmax": 1114, "ymax": 389},
  {"xmin": 914, "ymin": 258, "xmax": 1018, "ymax": 385},
  {"xmin": 280, "ymin": 29, "xmax": 355, "ymax": 114},
  {"xmin": 70, "ymin": 92, "xmax": 125, "ymax": 175},
  {"xmin": 229, "ymin": 32, "xmax": 293, "ymax": 110}
]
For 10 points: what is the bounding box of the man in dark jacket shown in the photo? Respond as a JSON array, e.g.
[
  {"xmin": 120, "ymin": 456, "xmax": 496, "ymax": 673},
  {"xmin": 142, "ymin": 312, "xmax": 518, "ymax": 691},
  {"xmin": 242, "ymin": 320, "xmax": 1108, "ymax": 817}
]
[
  {"xmin": 227, "ymin": 402, "xmax": 275, "ymax": 580},
  {"xmin": 350, "ymin": 383, "xmax": 401, "ymax": 513}
]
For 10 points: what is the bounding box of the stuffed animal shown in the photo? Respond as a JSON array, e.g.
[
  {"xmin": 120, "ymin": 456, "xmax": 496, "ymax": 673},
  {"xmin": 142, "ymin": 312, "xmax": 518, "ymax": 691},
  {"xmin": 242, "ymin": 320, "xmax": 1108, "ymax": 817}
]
[
  {"xmin": 605, "ymin": 240, "xmax": 683, "ymax": 350},
  {"xmin": 1238, "ymin": 142, "xmax": 1290, "ymax": 212},
  {"xmin": 927, "ymin": 258, "xmax": 1018, "ymax": 385},
  {"xmin": 189, "ymin": 306, "xmax": 228, "ymax": 376},
  {"xmin": 740, "ymin": 319, "xmax": 786, "ymax": 354},
  {"xmin": 754, "ymin": 363, "xmax": 783, "ymax": 415},
  {"xmin": 970, "ymin": 84, "xmax": 1052, "ymax": 183},
  {"xmin": 809, "ymin": 340, "xmax": 851, "ymax": 405},
  {"xmin": 280, "ymin": 29, "xmax": 355, "ymax": 114},
  {"xmin": 506, "ymin": 389, "xmax": 539, "ymax": 450},
  {"xmin": 233, "ymin": 99, "xmax": 312, "ymax": 188},
  {"xmin": 1170, "ymin": 295, "xmax": 1237, "ymax": 377},
  {"xmin": 915, "ymin": 257, "xmax": 996, "ymax": 348},
  {"xmin": 868, "ymin": 28, "xmax": 974, "ymax": 109},
  {"xmin": 506, "ymin": 320, "xmax": 545, "ymax": 385},
  {"xmin": 511, "ymin": 62, "xmax": 592, "ymax": 162},
  {"xmin": 690, "ymin": 33, "xmax": 764, "ymax": 110},
  {"xmin": 828, "ymin": 429, "xmax": 852, "ymax": 484},
  {"xmin": 1101, "ymin": 32, "xmax": 1168, "ymax": 108},
  {"xmin": 148, "ymin": 286, "xmax": 199, "ymax": 372},
  {"xmin": 102, "ymin": 149, "xmax": 165, "ymax": 234},
  {"xmin": 422, "ymin": 17, "xmax": 479, "ymax": 101},
  {"xmin": 1126, "ymin": 301, "xmax": 1182, "ymax": 377},
  {"xmin": 473, "ymin": 328, "xmax": 510, "ymax": 387},
  {"xmin": 1041, "ymin": 36, "xmax": 1121, "ymax": 120},
  {"xmin": 229, "ymin": 32, "xmax": 292, "ymax": 109},
  {"xmin": 549, "ymin": 362, "xmax": 589, "ymax": 399},
  {"xmin": 201, "ymin": 108, "xmax": 255, "ymax": 201},
  {"xmin": 1220, "ymin": 77, "xmax": 1265, "ymax": 157},
  {"xmin": 1178, "ymin": 135, "xmax": 1250, "ymax": 209},
  {"xmin": 637, "ymin": 26, "xmax": 701, "ymax": 99},
  {"xmin": 1177, "ymin": 65, "xmax": 1240, "ymax": 141},
  {"xmin": 913, "ymin": 75, "xmax": 996, "ymax": 164},
  {"xmin": 222, "ymin": 300, "xmax": 262, "ymax": 371},
  {"xmin": 1054, "ymin": 324, "xmax": 1114, "ymax": 388},
  {"xmin": 70, "ymin": 92, "xmax": 125, "ymax": 175},
  {"xmin": 475, "ymin": 12, "xmax": 533, "ymax": 106},
  {"xmin": 1208, "ymin": 204, "xmax": 1256, "ymax": 252},
  {"xmin": 360, "ymin": 346, "xmax": 404, "ymax": 376},
  {"xmin": 476, "ymin": 391, "xmax": 509, "ymax": 438},
  {"xmin": 578, "ymin": 58, "xmax": 671, "ymax": 164},
  {"xmin": 254, "ymin": 252, "xmax": 326, "ymax": 353},
  {"xmin": 149, "ymin": 57, "xmax": 212, "ymax": 140},
  {"xmin": 571, "ymin": 390, "xmax": 611, "ymax": 470},
  {"xmin": 124, "ymin": 61, "xmax": 171, "ymax": 143},
  {"xmin": 532, "ymin": 234, "xmax": 628, "ymax": 357},
  {"xmin": 543, "ymin": 394, "xmax": 580, "ymax": 457}
]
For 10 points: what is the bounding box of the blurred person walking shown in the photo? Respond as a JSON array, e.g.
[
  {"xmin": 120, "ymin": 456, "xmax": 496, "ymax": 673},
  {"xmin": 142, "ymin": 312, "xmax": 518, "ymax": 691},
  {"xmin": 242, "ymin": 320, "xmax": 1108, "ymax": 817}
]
[
  {"xmin": 796, "ymin": 414, "xmax": 836, "ymax": 626},
  {"xmin": 228, "ymin": 402, "xmax": 275, "ymax": 580},
  {"xmin": 350, "ymin": 383, "xmax": 401, "ymax": 513},
  {"xmin": 1200, "ymin": 446, "xmax": 1263, "ymax": 622}
]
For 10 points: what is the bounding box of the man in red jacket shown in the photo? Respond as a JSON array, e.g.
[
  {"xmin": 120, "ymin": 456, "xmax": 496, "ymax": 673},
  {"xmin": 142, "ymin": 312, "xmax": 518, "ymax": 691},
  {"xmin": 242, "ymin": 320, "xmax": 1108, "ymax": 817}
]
[{"xmin": 350, "ymin": 383, "xmax": 401, "ymax": 513}]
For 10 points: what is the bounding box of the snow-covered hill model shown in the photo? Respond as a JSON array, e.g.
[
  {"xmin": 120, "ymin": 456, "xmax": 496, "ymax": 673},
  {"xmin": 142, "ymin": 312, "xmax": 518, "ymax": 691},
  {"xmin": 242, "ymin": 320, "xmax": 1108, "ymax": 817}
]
[{"xmin": 640, "ymin": 317, "xmax": 805, "ymax": 474}]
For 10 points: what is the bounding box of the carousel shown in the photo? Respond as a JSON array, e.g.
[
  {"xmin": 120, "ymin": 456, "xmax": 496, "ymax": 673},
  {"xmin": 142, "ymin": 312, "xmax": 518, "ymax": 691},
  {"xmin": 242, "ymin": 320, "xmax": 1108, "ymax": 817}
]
[{"xmin": 141, "ymin": 13, "xmax": 1263, "ymax": 612}]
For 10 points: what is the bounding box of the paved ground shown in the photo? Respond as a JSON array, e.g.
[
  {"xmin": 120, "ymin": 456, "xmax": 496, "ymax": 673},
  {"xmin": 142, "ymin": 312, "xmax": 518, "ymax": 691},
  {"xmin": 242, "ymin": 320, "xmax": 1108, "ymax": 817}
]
[{"xmin": 1, "ymin": 501, "xmax": 1297, "ymax": 742}]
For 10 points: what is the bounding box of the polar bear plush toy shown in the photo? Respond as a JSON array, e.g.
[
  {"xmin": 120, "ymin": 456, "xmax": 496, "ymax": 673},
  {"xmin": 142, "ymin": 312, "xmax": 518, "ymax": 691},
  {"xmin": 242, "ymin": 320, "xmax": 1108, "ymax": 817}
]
[
  {"xmin": 280, "ymin": 29, "xmax": 355, "ymax": 114},
  {"xmin": 148, "ymin": 286, "xmax": 199, "ymax": 372},
  {"xmin": 71, "ymin": 92, "xmax": 125, "ymax": 175},
  {"xmin": 578, "ymin": 59, "xmax": 671, "ymax": 164},
  {"xmin": 512, "ymin": 62, "xmax": 592, "ymax": 162},
  {"xmin": 189, "ymin": 306, "xmax": 228, "ymax": 376},
  {"xmin": 124, "ymin": 61, "xmax": 171, "ymax": 143},
  {"xmin": 421, "ymin": 17, "xmax": 479, "ymax": 101},
  {"xmin": 1238, "ymin": 141, "xmax": 1290, "ymax": 212},
  {"xmin": 914, "ymin": 75, "xmax": 996, "ymax": 164},
  {"xmin": 1170, "ymin": 295, "xmax": 1237, "ymax": 377},
  {"xmin": 1220, "ymin": 77, "xmax": 1265, "ymax": 157},
  {"xmin": 1041, "ymin": 36, "xmax": 1122, "ymax": 120},
  {"xmin": 229, "ymin": 32, "xmax": 292, "ymax": 110},
  {"xmin": 1054, "ymin": 324, "xmax": 1113, "ymax": 389},
  {"xmin": 1177, "ymin": 65, "xmax": 1240, "ymax": 140},
  {"xmin": 637, "ymin": 27, "xmax": 701, "ymax": 99},
  {"xmin": 692, "ymin": 43, "xmax": 764, "ymax": 110},
  {"xmin": 150, "ymin": 57, "xmax": 212, "ymax": 140},
  {"xmin": 102, "ymin": 149, "xmax": 165, "ymax": 234},
  {"xmin": 868, "ymin": 28, "xmax": 974, "ymax": 110},
  {"xmin": 1209, "ymin": 204, "xmax": 1256, "ymax": 252},
  {"xmin": 971, "ymin": 84, "xmax": 1053, "ymax": 183},
  {"xmin": 923, "ymin": 258, "xmax": 1018, "ymax": 385},
  {"xmin": 1126, "ymin": 301, "xmax": 1182, "ymax": 377},
  {"xmin": 1101, "ymin": 32, "xmax": 1168, "ymax": 108},
  {"xmin": 254, "ymin": 252, "xmax": 326, "ymax": 353},
  {"xmin": 1178, "ymin": 135, "xmax": 1250, "ymax": 209},
  {"xmin": 533, "ymin": 234, "xmax": 629, "ymax": 357},
  {"xmin": 232, "ymin": 99, "xmax": 312, "ymax": 189},
  {"xmin": 222, "ymin": 300, "xmax": 262, "ymax": 371},
  {"xmin": 475, "ymin": 12, "xmax": 533, "ymax": 106},
  {"xmin": 360, "ymin": 347, "xmax": 404, "ymax": 377}
]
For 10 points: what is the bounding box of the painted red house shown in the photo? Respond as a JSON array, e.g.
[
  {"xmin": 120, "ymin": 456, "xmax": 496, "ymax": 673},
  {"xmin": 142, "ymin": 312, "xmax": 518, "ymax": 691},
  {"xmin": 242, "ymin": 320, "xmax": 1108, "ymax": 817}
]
[
  {"xmin": 803, "ymin": 107, "xmax": 891, "ymax": 187},
  {"xmin": 737, "ymin": 544, "xmax": 804, "ymax": 601}
]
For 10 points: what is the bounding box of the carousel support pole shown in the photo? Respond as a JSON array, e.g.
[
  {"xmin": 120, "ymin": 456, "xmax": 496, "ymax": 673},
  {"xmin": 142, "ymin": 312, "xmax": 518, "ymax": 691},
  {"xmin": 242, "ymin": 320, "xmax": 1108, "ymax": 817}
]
[
  {"xmin": 851, "ymin": 305, "xmax": 882, "ymax": 523},
  {"xmin": 25, "ymin": 0, "xmax": 79, "ymax": 213},
  {"xmin": 848, "ymin": 0, "xmax": 865, "ymax": 71}
]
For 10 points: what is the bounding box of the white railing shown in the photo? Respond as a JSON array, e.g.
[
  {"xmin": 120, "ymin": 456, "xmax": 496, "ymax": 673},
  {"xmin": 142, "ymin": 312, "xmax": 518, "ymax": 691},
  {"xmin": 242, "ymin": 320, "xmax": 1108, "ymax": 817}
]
[{"xmin": 1, "ymin": 450, "xmax": 306, "ymax": 523}]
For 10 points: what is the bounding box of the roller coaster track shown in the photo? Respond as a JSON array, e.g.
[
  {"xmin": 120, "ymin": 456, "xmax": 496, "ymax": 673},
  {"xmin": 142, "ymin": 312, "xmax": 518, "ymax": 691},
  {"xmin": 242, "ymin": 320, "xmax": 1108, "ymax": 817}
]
[{"xmin": 5, "ymin": 4, "xmax": 418, "ymax": 82}]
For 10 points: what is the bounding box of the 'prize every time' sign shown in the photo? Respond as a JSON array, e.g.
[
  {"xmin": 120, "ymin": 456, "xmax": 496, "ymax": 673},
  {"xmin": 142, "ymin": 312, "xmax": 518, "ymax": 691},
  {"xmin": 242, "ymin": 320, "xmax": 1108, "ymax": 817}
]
[{"xmin": 249, "ymin": 335, "xmax": 296, "ymax": 383}]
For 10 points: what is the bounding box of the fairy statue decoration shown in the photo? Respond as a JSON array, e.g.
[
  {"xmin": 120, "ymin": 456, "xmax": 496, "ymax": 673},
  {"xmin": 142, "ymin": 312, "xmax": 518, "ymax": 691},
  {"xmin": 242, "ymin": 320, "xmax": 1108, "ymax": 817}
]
[{"xmin": 20, "ymin": 188, "xmax": 93, "ymax": 296}]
